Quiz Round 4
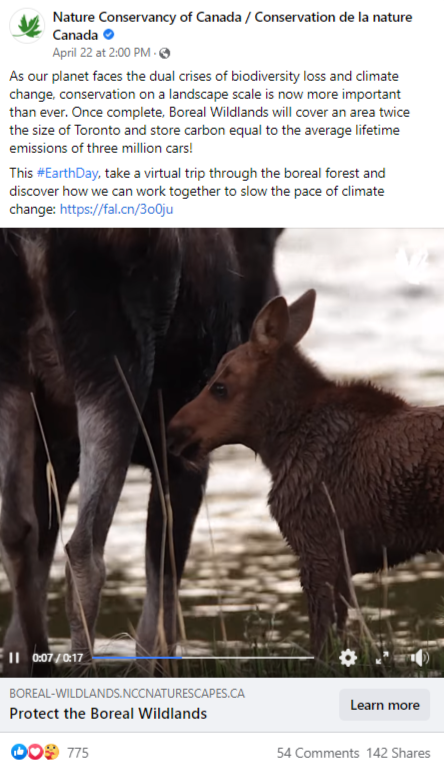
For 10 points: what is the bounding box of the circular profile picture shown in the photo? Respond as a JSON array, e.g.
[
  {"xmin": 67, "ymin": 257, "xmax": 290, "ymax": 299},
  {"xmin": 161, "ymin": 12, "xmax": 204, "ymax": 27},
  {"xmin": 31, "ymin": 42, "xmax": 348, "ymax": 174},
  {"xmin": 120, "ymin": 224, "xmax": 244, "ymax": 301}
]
[
  {"xmin": 10, "ymin": 9, "xmax": 44, "ymax": 43},
  {"xmin": 44, "ymin": 745, "xmax": 59, "ymax": 761}
]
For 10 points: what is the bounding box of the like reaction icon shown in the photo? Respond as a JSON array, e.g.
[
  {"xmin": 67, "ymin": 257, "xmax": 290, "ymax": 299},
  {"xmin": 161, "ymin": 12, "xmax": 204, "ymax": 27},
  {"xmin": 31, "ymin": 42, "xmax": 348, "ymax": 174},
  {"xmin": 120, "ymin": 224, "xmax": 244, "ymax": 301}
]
[
  {"xmin": 11, "ymin": 744, "xmax": 28, "ymax": 760},
  {"xmin": 29, "ymin": 744, "xmax": 44, "ymax": 760}
]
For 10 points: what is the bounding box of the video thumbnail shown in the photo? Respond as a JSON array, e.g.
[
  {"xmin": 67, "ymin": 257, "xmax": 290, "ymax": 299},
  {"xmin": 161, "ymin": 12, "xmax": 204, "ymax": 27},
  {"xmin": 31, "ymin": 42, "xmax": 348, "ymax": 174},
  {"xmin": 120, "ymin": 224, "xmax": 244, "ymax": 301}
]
[{"xmin": 1, "ymin": 228, "xmax": 444, "ymax": 678}]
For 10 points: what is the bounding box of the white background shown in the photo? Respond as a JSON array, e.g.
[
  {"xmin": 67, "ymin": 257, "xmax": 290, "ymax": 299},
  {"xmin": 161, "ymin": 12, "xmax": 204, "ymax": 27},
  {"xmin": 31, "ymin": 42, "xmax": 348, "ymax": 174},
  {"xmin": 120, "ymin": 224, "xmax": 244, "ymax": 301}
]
[{"xmin": 1, "ymin": 732, "xmax": 444, "ymax": 767}]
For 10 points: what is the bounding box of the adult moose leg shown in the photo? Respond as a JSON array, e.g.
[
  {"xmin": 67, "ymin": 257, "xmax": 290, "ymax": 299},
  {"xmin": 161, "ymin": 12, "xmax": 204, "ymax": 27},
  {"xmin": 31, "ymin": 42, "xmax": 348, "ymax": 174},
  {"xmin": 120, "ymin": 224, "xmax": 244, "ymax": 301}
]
[
  {"xmin": 0, "ymin": 234, "xmax": 49, "ymax": 676},
  {"xmin": 32, "ymin": 400, "xmax": 80, "ymax": 673},
  {"xmin": 137, "ymin": 452, "xmax": 209, "ymax": 656},
  {"xmin": 0, "ymin": 387, "xmax": 45, "ymax": 676},
  {"xmin": 2, "ymin": 391, "xmax": 80, "ymax": 676},
  {"xmin": 133, "ymin": 389, "xmax": 209, "ymax": 658},
  {"xmin": 66, "ymin": 390, "xmax": 151, "ymax": 658}
]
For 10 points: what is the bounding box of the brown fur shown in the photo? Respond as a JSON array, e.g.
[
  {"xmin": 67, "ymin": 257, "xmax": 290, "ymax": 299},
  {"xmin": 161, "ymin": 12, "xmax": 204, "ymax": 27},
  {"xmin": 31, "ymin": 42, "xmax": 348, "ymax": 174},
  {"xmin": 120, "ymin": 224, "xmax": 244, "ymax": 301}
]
[
  {"xmin": 168, "ymin": 291, "xmax": 444, "ymax": 654},
  {"xmin": 21, "ymin": 233, "xmax": 74, "ymax": 406}
]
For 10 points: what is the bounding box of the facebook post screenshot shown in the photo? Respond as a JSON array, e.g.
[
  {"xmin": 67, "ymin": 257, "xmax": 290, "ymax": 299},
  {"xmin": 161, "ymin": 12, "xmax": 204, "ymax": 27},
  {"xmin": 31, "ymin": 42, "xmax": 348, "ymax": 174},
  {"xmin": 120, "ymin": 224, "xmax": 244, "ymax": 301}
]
[{"xmin": 1, "ymin": 0, "xmax": 444, "ymax": 764}]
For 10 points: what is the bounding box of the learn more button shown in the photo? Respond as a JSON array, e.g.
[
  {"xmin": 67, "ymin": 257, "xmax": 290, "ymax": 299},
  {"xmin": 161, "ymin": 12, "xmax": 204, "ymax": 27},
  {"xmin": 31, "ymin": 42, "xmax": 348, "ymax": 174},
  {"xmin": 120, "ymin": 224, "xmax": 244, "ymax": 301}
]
[{"xmin": 340, "ymin": 689, "xmax": 430, "ymax": 721}]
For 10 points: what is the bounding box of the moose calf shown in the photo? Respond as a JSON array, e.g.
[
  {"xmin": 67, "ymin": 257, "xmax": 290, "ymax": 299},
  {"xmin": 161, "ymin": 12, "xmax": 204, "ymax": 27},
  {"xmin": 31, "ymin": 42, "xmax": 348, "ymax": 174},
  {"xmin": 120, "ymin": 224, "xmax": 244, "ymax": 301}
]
[{"xmin": 168, "ymin": 290, "xmax": 444, "ymax": 654}]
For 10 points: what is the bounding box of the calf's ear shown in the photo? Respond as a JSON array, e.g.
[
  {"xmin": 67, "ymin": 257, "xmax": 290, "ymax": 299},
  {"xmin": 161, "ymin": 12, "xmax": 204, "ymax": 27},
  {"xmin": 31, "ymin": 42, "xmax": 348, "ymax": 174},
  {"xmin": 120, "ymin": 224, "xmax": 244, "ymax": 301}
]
[
  {"xmin": 287, "ymin": 289, "xmax": 316, "ymax": 346},
  {"xmin": 250, "ymin": 296, "xmax": 289, "ymax": 352}
]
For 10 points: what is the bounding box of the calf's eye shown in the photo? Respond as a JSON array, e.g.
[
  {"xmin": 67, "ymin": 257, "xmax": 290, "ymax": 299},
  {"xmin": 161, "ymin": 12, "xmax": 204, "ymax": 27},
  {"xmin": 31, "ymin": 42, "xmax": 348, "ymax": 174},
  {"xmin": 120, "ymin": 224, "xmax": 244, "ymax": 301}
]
[{"xmin": 210, "ymin": 382, "xmax": 228, "ymax": 399}]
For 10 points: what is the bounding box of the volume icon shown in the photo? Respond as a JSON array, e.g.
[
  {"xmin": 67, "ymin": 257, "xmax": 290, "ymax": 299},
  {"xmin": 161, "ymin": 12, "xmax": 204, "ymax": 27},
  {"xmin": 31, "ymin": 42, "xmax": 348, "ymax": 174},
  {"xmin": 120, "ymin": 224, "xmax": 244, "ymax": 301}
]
[{"xmin": 410, "ymin": 649, "xmax": 429, "ymax": 667}]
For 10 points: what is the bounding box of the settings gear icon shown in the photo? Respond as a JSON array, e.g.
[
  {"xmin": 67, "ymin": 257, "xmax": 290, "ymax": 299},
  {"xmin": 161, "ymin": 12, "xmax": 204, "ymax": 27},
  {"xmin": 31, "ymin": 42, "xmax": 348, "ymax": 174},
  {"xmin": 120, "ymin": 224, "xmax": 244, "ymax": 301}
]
[{"xmin": 339, "ymin": 648, "xmax": 358, "ymax": 667}]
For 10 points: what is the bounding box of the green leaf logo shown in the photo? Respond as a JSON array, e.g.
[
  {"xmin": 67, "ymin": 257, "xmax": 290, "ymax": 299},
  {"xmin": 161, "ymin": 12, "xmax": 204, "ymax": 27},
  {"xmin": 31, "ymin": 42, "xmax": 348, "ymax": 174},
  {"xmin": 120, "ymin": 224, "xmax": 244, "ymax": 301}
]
[
  {"xmin": 14, "ymin": 13, "xmax": 42, "ymax": 38},
  {"xmin": 10, "ymin": 9, "xmax": 45, "ymax": 43}
]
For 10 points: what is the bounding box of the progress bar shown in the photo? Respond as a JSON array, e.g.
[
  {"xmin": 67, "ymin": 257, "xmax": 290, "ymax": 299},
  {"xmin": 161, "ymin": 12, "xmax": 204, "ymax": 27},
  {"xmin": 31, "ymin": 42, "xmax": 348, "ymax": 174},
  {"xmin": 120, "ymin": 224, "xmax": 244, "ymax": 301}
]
[{"xmin": 92, "ymin": 656, "xmax": 314, "ymax": 661}]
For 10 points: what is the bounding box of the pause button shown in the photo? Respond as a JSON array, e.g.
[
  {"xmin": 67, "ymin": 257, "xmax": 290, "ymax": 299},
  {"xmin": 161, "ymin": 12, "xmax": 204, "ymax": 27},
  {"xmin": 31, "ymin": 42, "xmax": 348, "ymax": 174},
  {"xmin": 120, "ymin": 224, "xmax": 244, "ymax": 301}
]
[{"xmin": 9, "ymin": 652, "xmax": 20, "ymax": 664}]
